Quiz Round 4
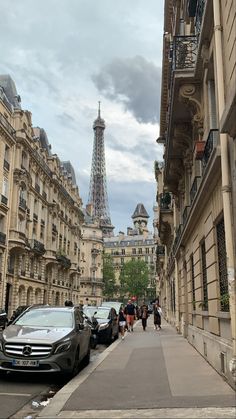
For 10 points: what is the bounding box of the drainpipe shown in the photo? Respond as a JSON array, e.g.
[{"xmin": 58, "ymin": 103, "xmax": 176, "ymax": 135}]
[{"xmin": 213, "ymin": 0, "xmax": 236, "ymax": 382}]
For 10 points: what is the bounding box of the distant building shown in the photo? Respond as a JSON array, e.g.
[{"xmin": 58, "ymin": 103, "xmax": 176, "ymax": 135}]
[
  {"xmin": 79, "ymin": 205, "xmax": 103, "ymax": 306},
  {"xmin": 104, "ymin": 203, "xmax": 157, "ymax": 301},
  {"xmin": 0, "ymin": 75, "xmax": 83, "ymax": 314}
]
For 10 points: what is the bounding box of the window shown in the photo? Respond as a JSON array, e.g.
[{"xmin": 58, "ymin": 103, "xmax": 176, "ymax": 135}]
[
  {"xmin": 132, "ymin": 248, "xmax": 136, "ymax": 255},
  {"xmin": 121, "ymin": 249, "xmax": 125, "ymax": 255},
  {"xmin": 201, "ymin": 241, "xmax": 208, "ymax": 310},
  {"xmin": 216, "ymin": 218, "xmax": 229, "ymax": 311},
  {"xmin": 2, "ymin": 177, "xmax": 8, "ymax": 197},
  {"xmin": 138, "ymin": 248, "xmax": 142, "ymax": 254},
  {"xmin": 190, "ymin": 254, "xmax": 195, "ymax": 310},
  {"xmin": 145, "ymin": 248, "xmax": 149, "ymax": 254}
]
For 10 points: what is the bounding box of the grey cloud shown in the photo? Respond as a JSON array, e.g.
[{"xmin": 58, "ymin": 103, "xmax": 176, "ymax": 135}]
[
  {"xmin": 92, "ymin": 56, "xmax": 161, "ymax": 124},
  {"xmin": 56, "ymin": 112, "xmax": 76, "ymax": 128}
]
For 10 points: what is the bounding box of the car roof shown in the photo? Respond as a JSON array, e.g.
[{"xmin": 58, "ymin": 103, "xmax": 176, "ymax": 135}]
[{"xmin": 23, "ymin": 306, "xmax": 75, "ymax": 312}]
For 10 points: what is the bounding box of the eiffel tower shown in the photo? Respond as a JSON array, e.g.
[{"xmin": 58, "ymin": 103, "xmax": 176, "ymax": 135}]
[{"xmin": 87, "ymin": 102, "xmax": 114, "ymax": 237}]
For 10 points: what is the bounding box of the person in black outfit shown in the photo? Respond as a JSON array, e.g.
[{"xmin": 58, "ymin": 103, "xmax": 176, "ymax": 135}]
[
  {"xmin": 117, "ymin": 305, "xmax": 126, "ymax": 339},
  {"xmin": 140, "ymin": 301, "xmax": 149, "ymax": 331}
]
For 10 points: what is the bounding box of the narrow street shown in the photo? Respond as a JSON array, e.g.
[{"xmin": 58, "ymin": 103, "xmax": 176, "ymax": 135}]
[{"xmin": 0, "ymin": 345, "xmax": 107, "ymax": 419}]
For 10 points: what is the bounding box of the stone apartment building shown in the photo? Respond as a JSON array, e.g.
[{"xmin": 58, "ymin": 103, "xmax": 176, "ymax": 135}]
[
  {"xmin": 79, "ymin": 206, "xmax": 104, "ymax": 307},
  {"xmin": 0, "ymin": 75, "xmax": 85, "ymax": 315},
  {"xmin": 156, "ymin": 0, "xmax": 236, "ymax": 387},
  {"xmin": 104, "ymin": 203, "xmax": 157, "ymax": 302}
]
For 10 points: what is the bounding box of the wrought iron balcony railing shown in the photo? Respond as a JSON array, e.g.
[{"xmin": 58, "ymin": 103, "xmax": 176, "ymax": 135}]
[
  {"xmin": 190, "ymin": 176, "xmax": 201, "ymax": 203},
  {"xmin": 172, "ymin": 36, "xmax": 198, "ymax": 70},
  {"xmin": 3, "ymin": 159, "xmax": 10, "ymax": 171},
  {"xmin": 56, "ymin": 252, "xmax": 71, "ymax": 268},
  {"xmin": 0, "ymin": 113, "xmax": 16, "ymax": 137},
  {"xmin": 201, "ymin": 129, "xmax": 219, "ymax": 172},
  {"xmin": 19, "ymin": 196, "xmax": 27, "ymax": 210},
  {"xmin": 30, "ymin": 239, "xmax": 46, "ymax": 255},
  {"xmin": 0, "ymin": 232, "xmax": 6, "ymax": 245},
  {"xmin": 1, "ymin": 195, "xmax": 8, "ymax": 206}
]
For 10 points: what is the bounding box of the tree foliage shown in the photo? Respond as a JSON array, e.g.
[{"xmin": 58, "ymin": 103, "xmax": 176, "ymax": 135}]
[
  {"xmin": 119, "ymin": 259, "xmax": 150, "ymax": 299},
  {"xmin": 102, "ymin": 253, "xmax": 117, "ymax": 298}
]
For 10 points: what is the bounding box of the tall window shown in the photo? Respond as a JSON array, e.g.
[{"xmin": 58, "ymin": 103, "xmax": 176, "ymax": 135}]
[
  {"xmin": 190, "ymin": 254, "xmax": 195, "ymax": 310},
  {"xmin": 170, "ymin": 278, "xmax": 175, "ymax": 312},
  {"xmin": 216, "ymin": 218, "xmax": 229, "ymax": 311},
  {"xmin": 201, "ymin": 241, "xmax": 208, "ymax": 310}
]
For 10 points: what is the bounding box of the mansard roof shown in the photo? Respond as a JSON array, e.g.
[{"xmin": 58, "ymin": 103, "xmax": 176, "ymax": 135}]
[
  {"xmin": 132, "ymin": 203, "xmax": 149, "ymax": 219},
  {"xmin": 61, "ymin": 161, "xmax": 77, "ymax": 185},
  {"xmin": 0, "ymin": 74, "xmax": 21, "ymax": 109}
]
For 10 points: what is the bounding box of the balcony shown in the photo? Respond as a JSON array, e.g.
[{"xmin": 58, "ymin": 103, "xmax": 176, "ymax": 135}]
[
  {"xmin": 3, "ymin": 159, "xmax": 10, "ymax": 171},
  {"xmin": 190, "ymin": 176, "xmax": 201, "ymax": 203},
  {"xmin": 35, "ymin": 183, "xmax": 40, "ymax": 194},
  {"xmin": 172, "ymin": 36, "xmax": 198, "ymax": 71},
  {"xmin": 30, "ymin": 239, "xmax": 46, "ymax": 255},
  {"xmin": 33, "ymin": 213, "xmax": 38, "ymax": 222},
  {"xmin": 202, "ymin": 129, "xmax": 219, "ymax": 173},
  {"xmin": 0, "ymin": 232, "xmax": 6, "ymax": 246},
  {"xmin": 91, "ymin": 248, "xmax": 100, "ymax": 255},
  {"xmin": 1, "ymin": 195, "xmax": 8, "ymax": 206},
  {"xmin": 0, "ymin": 113, "xmax": 16, "ymax": 137},
  {"xmin": 156, "ymin": 245, "xmax": 165, "ymax": 256},
  {"xmin": 19, "ymin": 196, "xmax": 27, "ymax": 210},
  {"xmin": 56, "ymin": 251, "xmax": 71, "ymax": 269}
]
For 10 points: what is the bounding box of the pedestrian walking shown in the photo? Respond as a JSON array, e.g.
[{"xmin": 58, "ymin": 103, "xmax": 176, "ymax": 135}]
[
  {"xmin": 140, "ymin": 301, "xmax": 149, "ymax": 331},
  {"xmin": 117, "ymin": 305, "xmax": 126, "ymax": 339},
  {"xmin": 153, "ymin": 301, "xmax": 162, "ymax": 330},
  {"xmin": 124, "ymin": 299, "xmax": 136, "ymax": 332}
]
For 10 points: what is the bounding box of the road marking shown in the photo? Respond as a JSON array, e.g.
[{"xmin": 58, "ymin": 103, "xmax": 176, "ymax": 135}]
[{"xmin": 0, "ymin": 392, "xmax": 31, "ymax": 397}]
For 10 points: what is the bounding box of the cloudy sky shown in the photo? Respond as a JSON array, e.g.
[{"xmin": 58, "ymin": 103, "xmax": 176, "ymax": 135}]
[{"xmin": 0, "ymin": 0, "xmax": 164, "ymax": 234}]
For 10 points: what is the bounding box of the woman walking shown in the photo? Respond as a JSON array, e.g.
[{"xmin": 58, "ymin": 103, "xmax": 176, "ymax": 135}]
[
  {"xmin": 118, "ymin": 305, "xmax": 126, "ymax": 340},
  {"xmin": 140, "ymin": 301, "xmax": 149, "ymax": 331},
  {"xmin": 153, "ymin": 301, "xmax": 162, "ymax": 330}
]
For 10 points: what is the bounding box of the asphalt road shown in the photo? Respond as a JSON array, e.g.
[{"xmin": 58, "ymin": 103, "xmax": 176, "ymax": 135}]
[{"xmin": 0, "ymin": 344, "xmax": 107, "ymax": 419}]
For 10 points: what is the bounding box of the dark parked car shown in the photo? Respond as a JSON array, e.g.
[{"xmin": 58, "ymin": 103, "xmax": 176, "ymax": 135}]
[
  {"xmin": 0, "ymin": 309, "xmax": 8, "ymax": 330},
  {"xmin": 83, "ymin": 306, "xmax": 99, "ymax": 349},
  {"xmin": 94, "ymin": 306, "xmax": 119, "ymax": 344},
  {"xmin": 0, "ymin": 306, "xmax": 91, "ymax": 376}
]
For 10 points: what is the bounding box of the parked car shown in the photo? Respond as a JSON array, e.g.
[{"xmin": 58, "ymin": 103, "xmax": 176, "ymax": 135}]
[
  {"xmin": 94, "ymin": 306, "xmax": 119, "ymax": 344},
  {"xmin": 8, "ymin": 304, "xmax": 49, "ymax": 325},
  {"xmin": 101, "ymin": 301, "xmax": 123, "ymax": 314},
  {"xmin": 0, "ymin": 306, "xmax": 91, "ymax": 376},
  {"xmin": 0, "ymin": 309, "xmax": 8, "ymax": 330},
  {"xmin": 83, "ymin": 306, "xmax": 99, "ymax": 349}
]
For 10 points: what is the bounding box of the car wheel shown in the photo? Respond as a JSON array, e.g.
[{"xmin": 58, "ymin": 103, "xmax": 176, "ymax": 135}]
[{"xmin": 71, "ymin": 347, "xmax": 80, "ymax": 377}]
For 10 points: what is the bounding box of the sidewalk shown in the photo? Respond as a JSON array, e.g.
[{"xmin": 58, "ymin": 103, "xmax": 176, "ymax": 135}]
[{"xmin": 39, "ymin": 318, "xmax": 235, "ymax": 418}]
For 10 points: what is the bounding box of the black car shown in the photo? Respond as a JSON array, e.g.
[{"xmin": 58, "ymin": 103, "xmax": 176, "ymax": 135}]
[
  {"xmin": 94, "ymin": 306, "xmax": 119, "ymax": 344},
  {"xmin": 83, "ymin": 306, "xmax": 99, "ymax": 349},
  {"xmin": 0, "ymin": 309, "xmax": 8, "ymax": 330}
]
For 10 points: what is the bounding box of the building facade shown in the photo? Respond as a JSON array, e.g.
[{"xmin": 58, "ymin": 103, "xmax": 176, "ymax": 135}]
[
  {"xmin": 104, "ymin": 204, "xmax": 157, "ymax": 302},
  {"xmin": 79, "ymin": 207, "xmax": 104, "ymax": 306},
  {"xmin": 0, "ymin": 76, "xmax": 84, "ymax": 315},
  {"xmin": 156, "ymin": 0, "xmax": 236, "ymax": 387}
]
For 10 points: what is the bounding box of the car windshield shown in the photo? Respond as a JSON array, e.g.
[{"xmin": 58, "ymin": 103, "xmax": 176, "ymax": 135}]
[
  {"xmin": 94, "ymin": 308, "xmax": 110, "ymax": 320},
  {"xmin": 102, "ymin": 302, "xmax": 121, "ymax": 312},
  {"xmin": 15, "ymin": 310, "xmax": 73, "ymax": 328},
  {"xmin": 84, "ymin": 307, "xmax": 97, "ymax": 317}
]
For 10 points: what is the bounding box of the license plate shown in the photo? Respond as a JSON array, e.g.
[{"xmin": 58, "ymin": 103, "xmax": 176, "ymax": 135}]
[{"xmin": 12, "ymin": 359, "xmax": 39, "ymax": 367}]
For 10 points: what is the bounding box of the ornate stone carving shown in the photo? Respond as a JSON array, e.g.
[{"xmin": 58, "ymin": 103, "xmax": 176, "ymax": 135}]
[{"xmin": 179, "ymin": 84, "xmax": 204, "ymax": 139}]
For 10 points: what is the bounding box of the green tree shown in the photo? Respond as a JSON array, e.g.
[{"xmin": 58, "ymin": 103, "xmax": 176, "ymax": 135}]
[
  {"xmin": 102, "ymin": 254, "xmax": 117, "ymax": 299},
  {"xmin": 119, "ymin": 260, "xmax": 150, "ymax": 301}
]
